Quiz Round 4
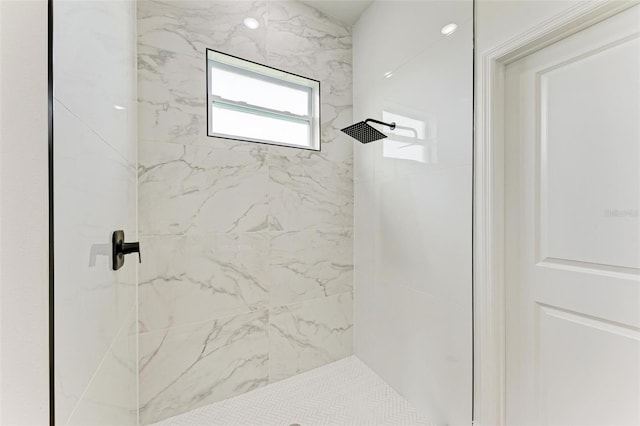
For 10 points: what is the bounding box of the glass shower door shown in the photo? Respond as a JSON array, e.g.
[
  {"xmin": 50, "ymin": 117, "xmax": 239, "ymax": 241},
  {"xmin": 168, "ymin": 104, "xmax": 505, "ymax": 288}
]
[{"xmin": 52, "ymin": 1, "xmax": 137, "ymax": 424}]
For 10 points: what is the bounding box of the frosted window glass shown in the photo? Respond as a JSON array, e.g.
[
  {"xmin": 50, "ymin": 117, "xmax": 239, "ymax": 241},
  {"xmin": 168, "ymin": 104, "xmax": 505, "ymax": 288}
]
[
  {"xmin": 211, "ymin": 65, "xmax": 310, "ymax": 116},
  {"xmin": 206, "ymin": 49, "xmax": 319, "ymax": 150},
  {"xmin": 211, "ymin": 104, "xmax": 309, "ymax": 147}
]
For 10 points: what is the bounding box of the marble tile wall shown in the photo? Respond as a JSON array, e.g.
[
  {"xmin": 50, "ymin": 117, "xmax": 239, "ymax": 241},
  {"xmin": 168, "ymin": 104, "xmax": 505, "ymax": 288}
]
[{"xmin": 137, "ymin": 1, "xmax": 353, "ymax": 423}]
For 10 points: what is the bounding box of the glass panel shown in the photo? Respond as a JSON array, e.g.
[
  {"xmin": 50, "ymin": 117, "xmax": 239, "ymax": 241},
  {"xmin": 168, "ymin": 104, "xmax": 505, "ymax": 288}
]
[
  {"xmin": 210, "ymin": 62, "xmax": 310, "ymax": 116},
  {"xmin": 352, "ymin": 1, "xmax": 473, "ymax": 422},
  {"xmin": 53, "ymin": 0, "xmax": 138, "ymax": 424},
  {"xmin": 211, "ymin": 103, "xmax": 310, "ymax": 147}
]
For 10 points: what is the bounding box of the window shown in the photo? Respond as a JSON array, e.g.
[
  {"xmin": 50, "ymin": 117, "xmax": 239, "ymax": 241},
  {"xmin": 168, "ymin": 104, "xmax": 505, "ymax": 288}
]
[{"xmin": 206, "ymin": 49, "xmax": 321, "ymax": 150}]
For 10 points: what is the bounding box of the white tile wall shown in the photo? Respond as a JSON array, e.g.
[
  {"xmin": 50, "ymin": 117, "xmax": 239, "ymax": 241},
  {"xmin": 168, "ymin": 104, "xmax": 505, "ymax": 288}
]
[
  {"xmin": 353, "ymin": 1, "xmax": 473, "ymax": 424},
  {"xmin": 53, "ymin": 0, "xmax": 138, "ymax": 424},
  {"xmin": 66, "ymin": 310, "xmax": 138, "ymax": 426},
  {"xmin": 54, "ymin": 101, "xmax": 137, "ymax": 423}
]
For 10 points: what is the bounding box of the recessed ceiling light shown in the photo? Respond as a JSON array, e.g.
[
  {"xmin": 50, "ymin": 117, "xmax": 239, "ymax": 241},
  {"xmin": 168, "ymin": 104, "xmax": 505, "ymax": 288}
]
[
  {"xmin": 113, "ymin": 105, "xmax": 125, "ymax": 110},
  {"xmin": 244, "ymin": 17, "xmax": 259, "ymax": 30},
  {"xmin": 384, "ymin": 71, "xmax": 393, "ymax": 79},
  {"xmin": 441, "ymin": 23, "xmax": 458, "ymax": 36}
]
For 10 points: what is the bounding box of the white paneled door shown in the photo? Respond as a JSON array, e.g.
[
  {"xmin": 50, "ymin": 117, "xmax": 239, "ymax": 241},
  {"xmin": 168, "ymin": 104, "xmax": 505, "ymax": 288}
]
[{"xmin": 504, "ymin": 5, "xmax": 640, "ymax": 425}]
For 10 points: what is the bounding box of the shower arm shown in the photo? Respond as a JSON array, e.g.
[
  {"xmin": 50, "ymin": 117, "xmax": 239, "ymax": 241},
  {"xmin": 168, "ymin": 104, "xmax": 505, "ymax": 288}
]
[{"xmin": 365, "ymin": 118, "xmax": 396, "ymax": 130}]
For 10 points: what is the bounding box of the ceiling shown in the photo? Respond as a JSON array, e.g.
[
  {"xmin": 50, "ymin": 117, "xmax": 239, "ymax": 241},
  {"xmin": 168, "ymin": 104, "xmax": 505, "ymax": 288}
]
[{"xmin": 299, "ymin": 0, "xmax": 373, "ymax": 26}]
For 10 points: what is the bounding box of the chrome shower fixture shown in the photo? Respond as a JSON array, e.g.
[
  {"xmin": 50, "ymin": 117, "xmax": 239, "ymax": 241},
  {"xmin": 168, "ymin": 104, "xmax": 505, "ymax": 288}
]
[{"xmin": 341, "ymin": 118, "xmax": 396, "ymax": 144}]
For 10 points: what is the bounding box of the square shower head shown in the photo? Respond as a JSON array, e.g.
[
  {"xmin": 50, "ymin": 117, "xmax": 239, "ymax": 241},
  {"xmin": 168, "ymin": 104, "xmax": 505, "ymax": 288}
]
[{"xmin": 341, "ymin": 121, "xmax": 388, "ymax": 144}]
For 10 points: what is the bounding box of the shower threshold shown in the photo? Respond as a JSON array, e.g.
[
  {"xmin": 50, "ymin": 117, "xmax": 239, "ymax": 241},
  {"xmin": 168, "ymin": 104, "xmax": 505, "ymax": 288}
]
[{"xmin": 153, "ymin": 356, "xmax": 432, "ymax": 426}]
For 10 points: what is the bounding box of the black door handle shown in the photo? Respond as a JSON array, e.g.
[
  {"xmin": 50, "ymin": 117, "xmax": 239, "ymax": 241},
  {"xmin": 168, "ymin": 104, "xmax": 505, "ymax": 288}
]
[{"xmin": 112, "ymin": 230, "xmax": 141, "ymax": 271}]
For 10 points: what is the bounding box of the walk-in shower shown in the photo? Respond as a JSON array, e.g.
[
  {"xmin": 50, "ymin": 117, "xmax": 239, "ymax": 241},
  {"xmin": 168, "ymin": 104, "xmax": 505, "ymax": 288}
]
[{"xmin": 50, "ymin": 0, "xmax": 474, "ymax": 424}]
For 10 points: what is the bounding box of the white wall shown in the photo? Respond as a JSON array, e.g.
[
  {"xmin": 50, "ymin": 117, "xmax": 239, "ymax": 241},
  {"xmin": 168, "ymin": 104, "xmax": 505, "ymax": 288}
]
[
  {"xmin": 476, "ymin": 0, "xmax": 582, "ymax": 53},
  {"xmin": 0, "ymin": 0, "xmax": 50, "ymax": 424},
  {"xmin": 353, "ymin": 2, "xmax": 473, "ymax": 424}
]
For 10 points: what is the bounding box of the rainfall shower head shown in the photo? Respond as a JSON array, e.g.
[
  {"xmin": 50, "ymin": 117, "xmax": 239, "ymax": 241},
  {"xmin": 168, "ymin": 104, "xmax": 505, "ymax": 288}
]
[{"xmin": 341, "ymin": 118, "xmax": 396, "ymax": 144}]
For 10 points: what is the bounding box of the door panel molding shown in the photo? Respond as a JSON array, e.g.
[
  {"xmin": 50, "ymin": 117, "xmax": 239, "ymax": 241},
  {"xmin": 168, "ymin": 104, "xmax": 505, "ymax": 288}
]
[
  {"xmin": 473, "ymin": 1, "xmax": 639, "ymax": 424},
  {"xmin": 539, "ymin": 303, "xmax": 640, "ymax": 340},
  {"xmin": 537, "ymin": 258, "xmax": 640, "ymax": 279},
  {"xmin": 536, "ymin": 33, "xmax": 640, "ymax": 271},
  {"xmin": 536, "ymin": 303, "xmax": 640, "ymax": 423}
]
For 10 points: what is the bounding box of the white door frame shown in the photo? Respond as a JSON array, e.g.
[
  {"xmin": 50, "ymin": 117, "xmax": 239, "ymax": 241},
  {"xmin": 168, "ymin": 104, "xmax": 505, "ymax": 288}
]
[{"xmin": 472, "ymin": 1, "xmax": 639, "ymax": 424}]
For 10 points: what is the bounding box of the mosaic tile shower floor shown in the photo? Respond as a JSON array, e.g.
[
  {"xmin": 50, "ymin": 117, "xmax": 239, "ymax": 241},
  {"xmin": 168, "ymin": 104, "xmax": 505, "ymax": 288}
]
[{"xmin": 153, "ymin": 356, "xmax": 432, "ymax": 426}]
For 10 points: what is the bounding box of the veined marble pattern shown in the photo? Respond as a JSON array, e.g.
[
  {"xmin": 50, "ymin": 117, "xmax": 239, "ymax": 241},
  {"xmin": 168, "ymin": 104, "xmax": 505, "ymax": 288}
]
[
  {"xmin": 319, "ymin": 103, "xmax": 355, "ymax": 161},
  {"xmin": 138, "ymin": 0, "xmax": 267, "ymax": 63},
  {"xmin": 139, "ymin": 232, "xmax": 269, "ymax": 332},
  {"xmin": 137, "ymin": 47, "xmax": 205, "ymax": 146},
  {"xmin": 270, "ymin": 228, "xmax": 353, "ymax": 306},
  {"xmin": 137, "ymin": 0, "xmax": 354, "ymax": 422},
  {"xmin": 269, "ymin": 292, "xmax": 353, "ymax": 382},
  {"xmin": 139, "ymin": 311, "xmax": 269, "ymax": 425},
  {"xmin": 138, "ymin": 141, "xmax": 269, "ymax": 236},
  {"xmin": 267, "ymin": 100, "xmax": 354, "ymax": 167},
  {"xmin": 266, "ymin": 1, "xmax": 351, "ymax": 88},
  {"xmin": 137, "ymin": 44, "xmax": 267, "ymax": 151},
  {"xmin": 137, "ymin": 0, "xmax": 270, "ymax": 151},
  {"xmin": 268, "ymin": 155, "xmax": 353, "ymax": 231},
  {"xmin": 266, "ymin": 0, "xmax": 353, "ymax": 166}
]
